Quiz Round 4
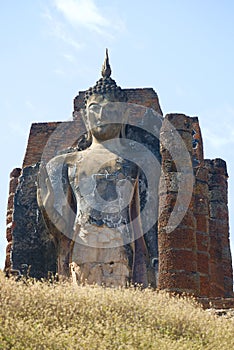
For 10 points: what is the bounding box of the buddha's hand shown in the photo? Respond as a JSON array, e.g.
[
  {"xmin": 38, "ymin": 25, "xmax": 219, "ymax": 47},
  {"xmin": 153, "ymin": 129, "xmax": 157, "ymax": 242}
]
[{"xmin": 37, "ymin": 164, "xmax": 55, "ymax": 211}]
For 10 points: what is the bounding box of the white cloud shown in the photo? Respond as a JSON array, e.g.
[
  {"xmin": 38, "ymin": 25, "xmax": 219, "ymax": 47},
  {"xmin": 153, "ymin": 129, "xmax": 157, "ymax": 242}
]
[
  {"xmin": 62, "ymin": 53, "xmax": 75, "ymax": 62},
  {"xmin": 42, "ymin": 8, "xmax": 82, "ymax": 50},
  {"xmin": 53, "ymin": 0, "xmax": 109, "ymax": 34},
  {"xmin": 54, "ymin": 68, "xmax": 66, "ymax": 76},
  {"xmin": 42, "ymin": 1, "xmax": 125, "ymax": 52},
  {"xmin": 53, "ymin": 0, "xmax": 125, "ymax": 37}
]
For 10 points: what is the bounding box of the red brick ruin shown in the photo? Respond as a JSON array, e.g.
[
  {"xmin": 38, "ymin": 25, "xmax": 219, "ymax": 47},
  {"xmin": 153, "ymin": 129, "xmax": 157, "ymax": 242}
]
[{"xmin": 5, "ymin": 85, "xmax": 233, "ymax": 299}]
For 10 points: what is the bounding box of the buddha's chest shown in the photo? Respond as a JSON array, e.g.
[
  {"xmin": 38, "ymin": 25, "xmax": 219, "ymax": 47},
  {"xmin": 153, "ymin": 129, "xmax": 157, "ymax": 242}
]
[{"xmin": 68, "ymin": 154, "xmax": 138, "ymax": 209}]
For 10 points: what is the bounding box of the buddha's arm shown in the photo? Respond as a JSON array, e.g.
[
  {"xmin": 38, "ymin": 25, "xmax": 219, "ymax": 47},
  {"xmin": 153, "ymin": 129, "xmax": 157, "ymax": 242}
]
[
  {"xmin": 37, "ymin": 164, "xmax": 68, "ymax": 235},
  {"xmin": 37, "ymin": 160, "xmax": 77, "ymax": 276},
  {"xmin": 130, "ymin": 176, "xmax": 149, "ymax": 287}
]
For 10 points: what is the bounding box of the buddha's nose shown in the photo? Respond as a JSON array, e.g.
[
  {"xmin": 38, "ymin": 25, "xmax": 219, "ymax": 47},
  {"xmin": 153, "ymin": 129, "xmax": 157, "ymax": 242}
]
[{"xmin": 100, "ymin": 110, "xmax": 111, "ymax": 123}]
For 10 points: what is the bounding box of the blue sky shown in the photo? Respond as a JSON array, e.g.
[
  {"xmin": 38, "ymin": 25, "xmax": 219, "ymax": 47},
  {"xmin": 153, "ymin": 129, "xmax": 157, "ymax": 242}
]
[{"xmin": 1, "ymin": 0, "xmax": 234, "ymax": 270}]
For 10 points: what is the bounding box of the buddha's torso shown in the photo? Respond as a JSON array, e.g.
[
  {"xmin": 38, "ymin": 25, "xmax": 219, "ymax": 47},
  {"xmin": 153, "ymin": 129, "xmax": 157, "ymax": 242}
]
[
  {"xmin": 67, "ymin": 148, "xmax": 138, "ymax": 233},
  {"xmin": 63, "ymin": 147, "xmax": 139, "ymax": 286}
]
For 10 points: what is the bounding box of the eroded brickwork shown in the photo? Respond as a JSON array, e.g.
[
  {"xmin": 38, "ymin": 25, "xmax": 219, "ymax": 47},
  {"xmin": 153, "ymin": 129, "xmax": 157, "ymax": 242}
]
[
  {"xmin": 5, "ymin": 168, "xmax": 21, "ymax": 274},
  {"xmin": 205, "ymin": 159, "xmax": 233, "ymax": 297},
  {"xmin": 158, "ymin": 114, "xmax": 233, "ymax": 297},
  {"xmin": 158, "ymin": 114, "xmax": 199, "ymax": 294},
  {"xmin": 194, "ymin": 165, "xmax": 210, "ymax": 297},
  {"xmin": 10, "ymin": 165, "xmax": 57, "ymax": 278}
]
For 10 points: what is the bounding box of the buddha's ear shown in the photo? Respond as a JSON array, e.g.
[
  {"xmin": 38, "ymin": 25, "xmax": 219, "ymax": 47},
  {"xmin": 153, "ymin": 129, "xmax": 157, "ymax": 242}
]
[
  {"xmin": 80, "ymin": 108, "xmax": 91, "ymax": 135},
  {"xmin": 75, "ymin": 109, "xmax": 92, "ymax": 149},
  {"xmin": 79, "ymin": 108, "xmax": 88, "ymax": 129},
  {"xmin": 119, "ymin": 102, "xmax": 131, "ymax": 139},
  {"xmin": 120, "ymin": 124, "xmax": 126, "ymax": 139}
]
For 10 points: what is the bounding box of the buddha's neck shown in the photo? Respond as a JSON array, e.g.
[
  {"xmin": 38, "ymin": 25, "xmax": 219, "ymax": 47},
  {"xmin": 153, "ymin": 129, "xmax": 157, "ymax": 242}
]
[{"xmin": 90, "ymin": 136, "xmax": 122, "ymax": 151}]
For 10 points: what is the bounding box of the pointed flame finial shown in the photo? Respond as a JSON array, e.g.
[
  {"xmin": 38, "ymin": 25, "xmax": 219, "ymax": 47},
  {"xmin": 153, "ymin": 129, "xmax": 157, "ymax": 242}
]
[
  {"xmin": 101, "ymin": 48, "xmax": 111, "ymax": 78},
  {"xmin": 85, "ymin": 48, "xmax": 127, "ymax": 104}
]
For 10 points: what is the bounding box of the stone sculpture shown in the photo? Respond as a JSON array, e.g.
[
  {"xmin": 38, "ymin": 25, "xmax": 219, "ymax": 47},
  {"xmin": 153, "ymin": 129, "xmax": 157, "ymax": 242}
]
[{"xmin": 37, "ymin": 50, "xmax": 159, "ymax": 287}]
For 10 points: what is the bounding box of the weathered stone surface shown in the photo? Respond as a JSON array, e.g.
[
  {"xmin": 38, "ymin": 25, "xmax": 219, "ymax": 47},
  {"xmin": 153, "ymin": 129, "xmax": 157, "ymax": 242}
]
[
  {"xmin": 10, "ymin": 168, "xmax": 21, "ymax": 178},
  {"xmin": 4, "ymin": 168, "xmax": 22, "ymax": 273},
  {"xmin": 205, "ymin": 158, "xmax": 233, "ymax": 297},
  {"xmin": 160, "ymin": 248, "xmax": 197, "ymax": 272},
  {"xmin": 158, "ymin": 114, "xmax": 199, "ymax": 295},
  {"xmin": 197, "ymin": 252, "xmax": 210, "ymax": 275},
  {"xmin": 11, "ymin": 164, "xmax": 57, "ymax": 278},
  {"xmin": 158, "ymin": 270, "xmax": 200, "ymax": 294},
  {"xmin": 158, "ymin": 228, "xmax": 196, "ymax": 251},
  {"xmin": 70, "ymin": 260, "xmax": 130, "ymax": 287}
]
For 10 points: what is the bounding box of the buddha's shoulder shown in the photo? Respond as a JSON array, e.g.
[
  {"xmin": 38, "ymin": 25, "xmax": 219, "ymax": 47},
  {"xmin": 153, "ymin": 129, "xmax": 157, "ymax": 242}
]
[{"xmin": 47, "ymin": 150, "xmax": 85, "ymax": 168}]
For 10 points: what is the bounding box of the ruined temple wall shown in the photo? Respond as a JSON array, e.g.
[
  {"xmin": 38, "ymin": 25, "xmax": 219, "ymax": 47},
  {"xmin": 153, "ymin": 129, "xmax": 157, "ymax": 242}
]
[
  {"xmin": 23, "ymin": 122, "xmax": 61, "ymax": 167},
  {"xmin": 4, "ymin": 168, "xmax": 21, "ymax": 274},
  {"xmin": 4, "ymin": 165, "xmax": 57, "ymax": 277},
  {"xmin": 22, "ymin": 121, "xmax": 86, "ymax": 167},
  {"xmin": 205, "ymin": 158, "xmax": 233, "ymax": 297},
  {"xmin": 158, "ymin": 114, "xmax": 233, "ymax": 297},
  {"xmin": 10, "ymin": 165, "xmax": 57, "ymax": 278},
  {"xmin": 158, "ymin": 114, "xmax": 199, "ymax": 294},
  {"xmin": 192, "ymin": 117, "xmax": 211, "ymax": 297},
  {"xmin": 193, "ymin": 166, "xmax": 210, "ymax": 297}
]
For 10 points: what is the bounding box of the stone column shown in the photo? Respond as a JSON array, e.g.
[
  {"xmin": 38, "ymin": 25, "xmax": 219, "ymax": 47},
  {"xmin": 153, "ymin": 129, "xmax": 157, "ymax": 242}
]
[
  {"xmin": 191, "ymin": 117, "xmax": 210, "ymax": 297},
  {"xmin": 4, "ymin": 168, "xmax": 21, "ymax": 274},
  {"xmin": 205, "ymin": 159, "xmax": 233, "ymax": 297},
  {"xmin": 194, "ymin": 166, "xmax": 210, "ymax": 297},
  {"xmin": 158, "ymin": 114, "xmax": 199, "ymax": 295}
]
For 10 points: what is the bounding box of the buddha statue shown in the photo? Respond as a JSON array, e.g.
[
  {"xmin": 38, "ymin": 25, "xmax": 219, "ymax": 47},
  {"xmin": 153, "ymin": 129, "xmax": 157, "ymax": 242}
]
[{"xmin": 37, "ymin": 50, "xmax": 159, "ymax": 287}]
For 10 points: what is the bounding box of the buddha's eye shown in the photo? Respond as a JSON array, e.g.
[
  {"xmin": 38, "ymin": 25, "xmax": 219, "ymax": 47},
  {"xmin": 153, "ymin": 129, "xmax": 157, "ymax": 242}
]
[{"xmin": 88, "ymin": 103, "xmax": 101, "ymax": 114}]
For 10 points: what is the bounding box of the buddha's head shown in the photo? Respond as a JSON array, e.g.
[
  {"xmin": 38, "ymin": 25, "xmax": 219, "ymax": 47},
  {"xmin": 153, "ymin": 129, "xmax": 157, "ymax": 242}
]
[{"xmin": 84, "ymin": 49, "xmax": 128, "ymax": 142}]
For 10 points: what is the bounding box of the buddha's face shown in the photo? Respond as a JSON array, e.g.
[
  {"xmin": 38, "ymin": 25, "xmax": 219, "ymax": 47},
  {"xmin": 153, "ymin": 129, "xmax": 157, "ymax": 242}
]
[{"xmin": 86, "ymin": 94, "xmax": 124, "ymax": 141}]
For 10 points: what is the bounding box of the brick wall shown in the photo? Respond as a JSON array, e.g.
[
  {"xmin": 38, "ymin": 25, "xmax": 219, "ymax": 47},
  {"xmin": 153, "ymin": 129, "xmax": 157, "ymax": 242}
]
[
  {"xmin": 73, "ymin": 88, "xmax": 163, "ymax": 115},
  {"xmin": 158, "ymin": 114, "xmax": 233, "ymax": 297},
  {"xmin": 205, "ymin": 159, "xmax": 233, "ymax": 297},
  {"xmin": 194, "ymin": 165, "xmax": 210, "ymax": 297},
  {"xmin": 158, "ymin": 114, "xmax": 199, "ymax": 294}
]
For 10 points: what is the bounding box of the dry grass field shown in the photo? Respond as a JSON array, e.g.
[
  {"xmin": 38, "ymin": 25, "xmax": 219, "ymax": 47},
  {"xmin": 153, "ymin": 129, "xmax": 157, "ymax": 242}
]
[{"xmin": 0, "ymin": 271, "xmax": 234, "ymax": 349}]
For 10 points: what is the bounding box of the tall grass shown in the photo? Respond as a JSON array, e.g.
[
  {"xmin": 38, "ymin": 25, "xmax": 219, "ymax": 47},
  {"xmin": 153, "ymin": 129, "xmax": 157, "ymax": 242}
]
[{"xmin": 0, "ymin": 271, "xmax": 234, "ymax": 350}]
